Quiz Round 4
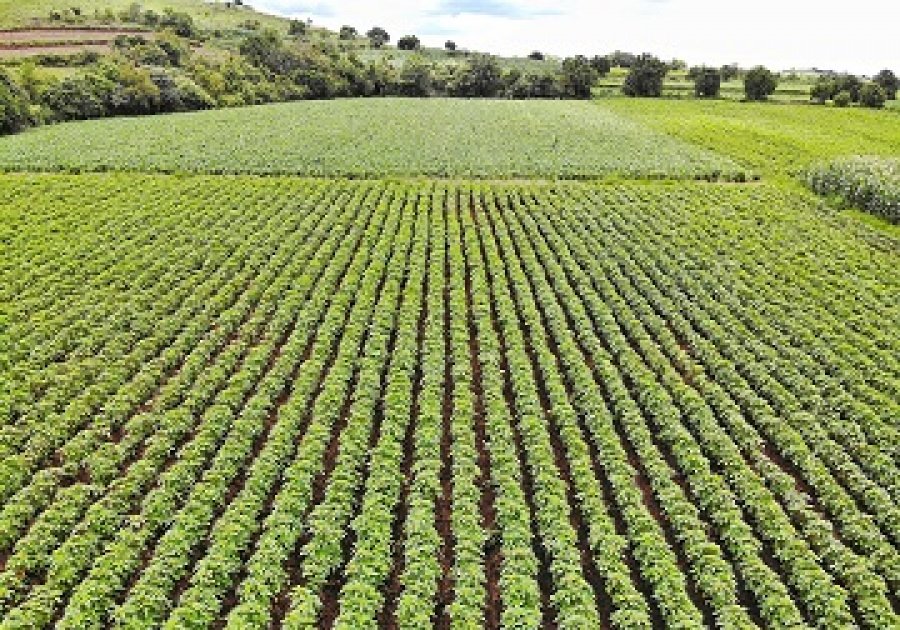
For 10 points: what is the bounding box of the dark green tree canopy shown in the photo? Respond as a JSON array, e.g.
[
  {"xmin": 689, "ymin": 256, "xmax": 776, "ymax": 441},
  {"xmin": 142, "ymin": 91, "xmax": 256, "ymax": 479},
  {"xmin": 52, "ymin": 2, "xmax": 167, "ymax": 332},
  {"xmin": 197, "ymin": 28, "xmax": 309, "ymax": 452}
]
[{"xmin": 622, "ymin": 54, "xmax": 667, "ymax": 97}]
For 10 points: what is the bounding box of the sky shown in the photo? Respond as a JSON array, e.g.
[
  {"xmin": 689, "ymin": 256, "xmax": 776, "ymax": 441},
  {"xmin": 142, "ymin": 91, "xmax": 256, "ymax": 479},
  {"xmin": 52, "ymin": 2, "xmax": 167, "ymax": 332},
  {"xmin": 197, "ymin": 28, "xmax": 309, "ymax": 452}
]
[{"xmin": 248, "ymin": 0, "xmax": 898, "ymax": 75}]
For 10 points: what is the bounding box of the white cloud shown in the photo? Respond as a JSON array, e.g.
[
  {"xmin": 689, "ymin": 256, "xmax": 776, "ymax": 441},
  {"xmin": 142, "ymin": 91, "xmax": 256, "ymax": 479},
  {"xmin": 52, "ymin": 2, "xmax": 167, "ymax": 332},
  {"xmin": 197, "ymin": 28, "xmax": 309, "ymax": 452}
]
[{"xmin": 249, "ymin": 0, "xmax": 899, "ymax": 74}]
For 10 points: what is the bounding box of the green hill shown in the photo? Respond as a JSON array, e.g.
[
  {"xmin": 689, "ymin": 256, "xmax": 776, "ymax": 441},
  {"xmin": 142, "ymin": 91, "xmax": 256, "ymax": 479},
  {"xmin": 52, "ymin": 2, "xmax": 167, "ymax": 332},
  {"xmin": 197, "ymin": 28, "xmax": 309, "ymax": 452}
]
[{"xmin": 0, "ymin": 0, "xmax": 291, "ymax": 32}]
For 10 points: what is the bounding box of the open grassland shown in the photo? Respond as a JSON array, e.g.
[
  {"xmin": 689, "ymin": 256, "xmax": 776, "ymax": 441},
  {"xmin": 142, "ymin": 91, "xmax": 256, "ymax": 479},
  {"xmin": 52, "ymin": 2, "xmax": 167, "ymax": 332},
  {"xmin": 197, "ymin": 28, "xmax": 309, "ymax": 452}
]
[
  {"xmin": 602, "ymin": 98, "xmax": 900, "ymax": 176},
  {"xmin": 2, "ymin": 173, "xmax": 899, "ymax": 629},
  {"xmin": 0, "ymin": 99, "xmax": 748, "ymax": 180}
]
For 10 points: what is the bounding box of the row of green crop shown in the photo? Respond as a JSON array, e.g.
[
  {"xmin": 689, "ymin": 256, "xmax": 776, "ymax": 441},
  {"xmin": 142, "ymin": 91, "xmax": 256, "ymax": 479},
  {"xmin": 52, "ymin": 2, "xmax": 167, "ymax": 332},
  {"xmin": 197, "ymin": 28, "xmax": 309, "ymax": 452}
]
[
  {"xmin": 1, "ymin": 184, "xmax": 391, "ymax": 627},
  {"xmin": 535, "ymin": 184, "xmax": 898, "ymax": 626}
]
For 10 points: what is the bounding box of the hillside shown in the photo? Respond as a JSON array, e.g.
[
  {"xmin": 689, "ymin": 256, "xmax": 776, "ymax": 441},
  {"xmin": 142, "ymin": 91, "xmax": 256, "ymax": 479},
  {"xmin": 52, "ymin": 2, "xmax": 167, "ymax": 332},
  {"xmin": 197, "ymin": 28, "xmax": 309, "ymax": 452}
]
[{"xmin": 0, "ymin": 0, "xmax": 291, "ymax": 32}]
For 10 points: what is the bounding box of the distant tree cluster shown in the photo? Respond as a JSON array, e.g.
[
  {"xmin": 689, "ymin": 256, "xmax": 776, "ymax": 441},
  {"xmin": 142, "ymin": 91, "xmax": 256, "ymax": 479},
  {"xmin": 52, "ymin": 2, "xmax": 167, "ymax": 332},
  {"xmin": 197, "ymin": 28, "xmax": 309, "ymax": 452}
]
[
  {"xmin": 810, "ymin": 70, "xmax": 894, "ymax": 108},
  {"xmin": 622, "ymin": 54, "xmax": 667, "ymax": 97}
]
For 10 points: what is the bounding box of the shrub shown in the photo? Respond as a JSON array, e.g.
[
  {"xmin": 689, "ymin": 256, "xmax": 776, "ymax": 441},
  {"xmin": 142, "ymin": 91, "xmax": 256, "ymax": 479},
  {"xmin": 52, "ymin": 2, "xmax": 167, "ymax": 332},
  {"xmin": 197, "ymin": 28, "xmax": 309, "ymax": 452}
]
[
  {"xmin": 339, "ymin": 26, "xmax": 357, "ymax": 40},
  {"xmin": 743, "ymin": 66, "xmax": 777, "ymax": 101},
  {"xmin": 590, "ymin": 55, "xmax": 611, "ymax": 77},
  {"xmin": 528, "ymin": 51, "xmax": 544, "ymax": 61}
]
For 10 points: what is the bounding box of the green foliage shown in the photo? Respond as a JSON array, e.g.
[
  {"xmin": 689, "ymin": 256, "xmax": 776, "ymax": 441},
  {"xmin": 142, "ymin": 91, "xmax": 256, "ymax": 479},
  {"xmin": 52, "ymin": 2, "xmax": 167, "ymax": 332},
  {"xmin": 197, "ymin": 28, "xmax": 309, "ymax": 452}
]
[
  {"xmin": 590, "ymin": 55, "xmax": 612, "ymax": 77},
  {"xmin": 833, "ymin": 90, "xmax": 851, "ymax": 107},
  {"xmin": 874, "ymin": 69, "xmax": 897, "ymax": 99},
  {"xmin": 366, "ymin": 26, "xmax": 389, "ymax": 47},
  {"xmin": 338, "ymin": 25, "xmax": 357, "ymax": 40},
  {"xmin": 2, "ymin": 174, "xmax": 898, "ymax": 630},
  {"xmin": 859, "ymin": 82, "xmax": 886, "ymax": 109},
  {"xmin": 0, "ymin": 69, "xmax": 32, "ymax": 134},
  {"xmin": 692, "ymin": 67, "xmax": 721, "ymax": 97},
  {"xmin": 288, "ymin": 19, "xmax": 307, "ymax": 36},
  {"xmin": 560, "ymin": 55, "xmax": 597, "ymax": 99},
  {"xmin": 622, "ymin": 54, "xmax": 667, "ymax": 97},
  {"xmin": 743, "ymin": 66, "xmax": 778, "ymax": 101},
  {"xmin": 397, "ymin": 34, "xmax": 420, "ymax": 50},
  {"xmin": 449, "ymin": 55, "xmax": 503, "ymax": 97}
]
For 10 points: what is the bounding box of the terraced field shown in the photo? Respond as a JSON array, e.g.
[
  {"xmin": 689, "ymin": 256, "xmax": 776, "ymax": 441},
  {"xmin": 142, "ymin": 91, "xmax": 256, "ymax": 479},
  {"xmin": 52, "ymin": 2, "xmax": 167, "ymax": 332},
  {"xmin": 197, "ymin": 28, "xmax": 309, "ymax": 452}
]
[{"xmin": 3, "ymin": 172, "xmax": 898, "ymax": 629}]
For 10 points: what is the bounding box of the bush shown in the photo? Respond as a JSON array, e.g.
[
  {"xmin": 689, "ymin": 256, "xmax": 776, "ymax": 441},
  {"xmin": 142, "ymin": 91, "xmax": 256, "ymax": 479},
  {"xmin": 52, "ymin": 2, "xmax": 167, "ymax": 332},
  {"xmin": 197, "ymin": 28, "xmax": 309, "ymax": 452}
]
[
  {"xmin": 339, "ymin": 26, "xmax": 357, "ymax": 40},
  {"xmin": 622, "ymin": 54, "xmax": 667, "ymax": 97},
  {"xmin": 743, "ymin": 66, "xmax": 777, "ymax": 101},
  {"xmin": 693, "ymin": 67, "xmax": 721, "ymax": 97},
  {"xmin": 397, "ymin": 35, "xmax": 420, "ymax": 51},
  {"xmin": 833, "ymin": 91, "xmax": 851, "ymax": 107},
  {"xmin": 858, "ymin": 82, "xmax": 886, "ymax": 108},
  {"xmin": 528, "ymin": 51, "xmax": 544, "ymax": 61},
  {"xmin": 833, "ymin": 74, "xmax": 862, "ymax": 102}
]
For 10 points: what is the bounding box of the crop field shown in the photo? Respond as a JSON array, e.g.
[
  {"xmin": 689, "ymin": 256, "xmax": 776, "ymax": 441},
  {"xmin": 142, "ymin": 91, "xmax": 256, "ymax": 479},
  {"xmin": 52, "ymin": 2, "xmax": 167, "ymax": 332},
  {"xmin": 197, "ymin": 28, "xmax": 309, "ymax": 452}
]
[
  {"xmin": 0, "ymin": 99, "xmax": 749, "ymax": 180},
  {"xmin": 604, "ymin": 98, "xmax": 900, "ymax": 175},
  {"xmin": 2, "ymin": 170, "xmax": 899, "ymax": 630}
]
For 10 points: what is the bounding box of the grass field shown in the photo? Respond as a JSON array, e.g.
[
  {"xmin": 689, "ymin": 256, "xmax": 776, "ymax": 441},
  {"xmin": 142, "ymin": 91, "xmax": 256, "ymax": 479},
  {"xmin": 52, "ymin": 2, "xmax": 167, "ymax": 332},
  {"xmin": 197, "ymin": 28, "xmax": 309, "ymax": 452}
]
[{"xmin": 0, "ymin": 99, "xmax": 749, "ymax": 179}]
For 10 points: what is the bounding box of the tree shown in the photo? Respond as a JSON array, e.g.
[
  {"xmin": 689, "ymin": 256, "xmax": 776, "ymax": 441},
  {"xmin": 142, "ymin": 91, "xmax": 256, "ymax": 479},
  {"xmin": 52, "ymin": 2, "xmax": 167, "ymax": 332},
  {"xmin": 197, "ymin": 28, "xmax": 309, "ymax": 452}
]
[
  {"xmin": 339, "ymin": 25, "xmax": 357, "ymax": 40},
  {"xmin": 0, "ymin": 70, "xmax": 31, "ymax": 134},
  {"xmin": 833, "ymin": 91, "xmax": 851, "ymax": 107},
  {"xmin": 874, "ymin": 69, "xmax": 897, "ymax": 99},
  {"xmin": 609, "ymin": 51, "xmax": 636, "ymax": 68},
  {"xmin": 622, "ymin": 53, "xmax": 667, "ymax": 97},
  {"xmin": 743, "ymin": 66, "xmax": 777, "ymax": 101},
  {"xmin": 450, "ymin": 55, "xmax": 503, "ymax": 97},
  {"xmin": 833, "ymin": 74, "xmax": 862, "ymax": 102},
  {"xmin": 560, "ymin": 55, "xmax": 597, "ymax": 98},
  {"xmin": 444, "ymin": 40, "xmax": 457, "ymax": 52},
  {"xmin": 528, "ymin": 51, "xmax": 544, "ymax": 61},
  {"xmin": 858, "ymin": 82, "xmax": 886, "ymax": 108},
  {"xmin": 693, "ymin": 67, "xmax": 721, "ymax": 97},
  {"xmin": 366, "ymin": 26, "xmax": 390, "ymax": 48},
  {"xmin": 508, "ymin": 71, "xmax": 561, "ymax": 98},
  {"xmin": 395, "ymin": 56, "xmax": 432, "ymax": 95},
  {"xmin": 288, "ymin": 20, "xmax": 307, "ymax": 36},
  {"xmin": 810, "ymin": 78, "xmax": 836, "ymax": 104},
  {"xmin": 159, "ymin": 9, "xmax": 195, "ymax": 37},
  {"xmin": 720, "ymin": 64, "xmax": 739, "ymax": 81},
  {"xmin": 397, "ymin": 35, "xmax": 420, "ymax": 50},
  {"xmin": 590, "ymin": 55, "xmax": 611, "ymax": 77}
]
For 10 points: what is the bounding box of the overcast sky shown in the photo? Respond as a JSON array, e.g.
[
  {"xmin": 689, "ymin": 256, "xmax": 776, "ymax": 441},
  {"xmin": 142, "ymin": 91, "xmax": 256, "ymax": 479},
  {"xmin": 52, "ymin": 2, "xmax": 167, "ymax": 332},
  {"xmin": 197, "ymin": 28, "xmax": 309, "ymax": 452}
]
[{"xmin": 248, "ymin": 0, "xmax": 897, "ymax": 74}]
